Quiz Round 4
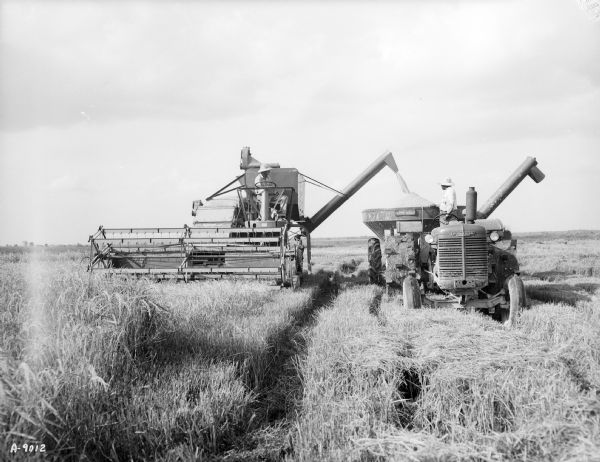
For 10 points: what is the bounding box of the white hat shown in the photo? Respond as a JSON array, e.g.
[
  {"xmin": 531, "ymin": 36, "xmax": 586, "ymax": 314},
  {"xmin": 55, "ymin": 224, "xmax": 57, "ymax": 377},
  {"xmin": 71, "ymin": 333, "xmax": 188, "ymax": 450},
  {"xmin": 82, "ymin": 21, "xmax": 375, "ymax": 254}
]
[
  {"xmin": 258, "ymin": 163, "xmax": 271, "ymax": 174},
  {"xmin": 439, "ymin": 177, "xmax": 454, "ymax": 187}
]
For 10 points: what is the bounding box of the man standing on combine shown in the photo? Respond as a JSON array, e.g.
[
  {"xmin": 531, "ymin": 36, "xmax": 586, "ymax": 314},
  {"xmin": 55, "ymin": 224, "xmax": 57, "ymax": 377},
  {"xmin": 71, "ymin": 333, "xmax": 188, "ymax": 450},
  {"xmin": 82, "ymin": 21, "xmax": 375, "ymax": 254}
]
[
  {"xmin": 439, "ymin": 177, "xmax": 457, "ymax": 223},
  {"xmin": 255, "ymin": 164, "xmax": 276, "ymax": 221}
]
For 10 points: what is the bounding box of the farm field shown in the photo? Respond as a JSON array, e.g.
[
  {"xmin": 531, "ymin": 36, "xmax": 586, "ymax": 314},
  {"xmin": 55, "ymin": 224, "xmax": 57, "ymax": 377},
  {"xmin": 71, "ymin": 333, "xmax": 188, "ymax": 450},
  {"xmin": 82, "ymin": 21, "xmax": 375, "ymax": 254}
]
[{"xmin": 1, "ymin": 231, "xmax": 600, "ymax": 461}]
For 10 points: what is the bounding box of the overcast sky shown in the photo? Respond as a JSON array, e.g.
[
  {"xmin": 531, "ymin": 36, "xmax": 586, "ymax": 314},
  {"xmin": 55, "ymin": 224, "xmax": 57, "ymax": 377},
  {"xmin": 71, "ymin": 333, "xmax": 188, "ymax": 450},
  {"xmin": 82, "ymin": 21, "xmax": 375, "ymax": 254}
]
[{"xmin": 1, "ymin": 0, "xmax": 599, "ymax": 245}]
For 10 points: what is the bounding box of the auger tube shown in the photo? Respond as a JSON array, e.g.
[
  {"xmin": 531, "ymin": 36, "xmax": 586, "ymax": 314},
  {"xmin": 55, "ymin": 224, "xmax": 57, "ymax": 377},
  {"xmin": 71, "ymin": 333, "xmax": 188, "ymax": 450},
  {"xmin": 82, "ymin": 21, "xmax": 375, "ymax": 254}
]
[
  {"xmin": 305, "ymin": 151, "xmax": 399, "ymax": 233},
  {"xmin": 477, "ymin": 156, "xmax": 545, "ymax": 219}
]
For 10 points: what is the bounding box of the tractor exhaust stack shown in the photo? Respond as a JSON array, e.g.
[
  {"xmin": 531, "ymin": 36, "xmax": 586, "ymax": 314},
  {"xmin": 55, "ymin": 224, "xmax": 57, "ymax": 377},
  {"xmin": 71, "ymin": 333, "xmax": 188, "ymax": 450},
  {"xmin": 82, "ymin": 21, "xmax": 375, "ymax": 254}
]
[{"xmin": 466, "ymin": 187, "xmax": 477, "ymax": 224}]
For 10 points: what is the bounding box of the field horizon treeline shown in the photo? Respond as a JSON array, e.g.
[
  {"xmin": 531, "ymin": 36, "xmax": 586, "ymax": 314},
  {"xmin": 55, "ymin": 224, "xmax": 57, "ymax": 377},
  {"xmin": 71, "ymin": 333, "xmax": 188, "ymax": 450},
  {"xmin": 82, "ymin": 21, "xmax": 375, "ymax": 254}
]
[
  {"xmin": 2, "ymin": 228, "xmax": 600, "ymax": 252},
  {"xmin": 1, "ymin": 231, "xmax": 599, "ymax": 460}
]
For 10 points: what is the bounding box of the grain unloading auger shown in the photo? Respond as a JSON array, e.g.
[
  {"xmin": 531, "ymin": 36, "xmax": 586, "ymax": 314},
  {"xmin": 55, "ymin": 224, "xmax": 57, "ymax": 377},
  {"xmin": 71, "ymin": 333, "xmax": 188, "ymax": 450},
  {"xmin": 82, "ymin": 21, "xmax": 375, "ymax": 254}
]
[{"xmin": 88, "ymin": 148, "xmax": 399, "ymax": 285}]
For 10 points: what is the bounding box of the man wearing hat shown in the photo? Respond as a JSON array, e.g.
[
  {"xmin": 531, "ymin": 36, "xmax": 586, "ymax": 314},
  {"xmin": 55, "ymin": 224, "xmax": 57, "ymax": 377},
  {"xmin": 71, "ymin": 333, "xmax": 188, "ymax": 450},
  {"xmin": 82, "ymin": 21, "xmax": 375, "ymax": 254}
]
[
  {"xmin": 254, "ymin": 164, "xmax": 277, "ymax": 220},
  {"xmin": 255, "ymin": 164, "xmax": 276, "ymax": 189},
  {"xmin": 439, "ymin": 177, "xmax": 457, "ymax": 222}
]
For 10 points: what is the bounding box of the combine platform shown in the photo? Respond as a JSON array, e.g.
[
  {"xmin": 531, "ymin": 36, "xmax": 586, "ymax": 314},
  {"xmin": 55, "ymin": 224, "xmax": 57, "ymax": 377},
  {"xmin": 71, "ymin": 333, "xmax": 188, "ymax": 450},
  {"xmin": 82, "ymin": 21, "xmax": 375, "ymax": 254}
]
[{"xmin": 88, "ymin": 225, "xmax": 297, "ymax": 283}]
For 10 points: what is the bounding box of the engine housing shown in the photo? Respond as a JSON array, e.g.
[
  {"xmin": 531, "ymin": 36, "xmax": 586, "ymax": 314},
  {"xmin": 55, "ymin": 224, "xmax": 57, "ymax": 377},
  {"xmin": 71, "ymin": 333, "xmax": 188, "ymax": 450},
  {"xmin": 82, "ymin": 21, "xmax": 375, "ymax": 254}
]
[{"xmin": 433, "ymin": 223, "xmax": 488, "ymax": 291}]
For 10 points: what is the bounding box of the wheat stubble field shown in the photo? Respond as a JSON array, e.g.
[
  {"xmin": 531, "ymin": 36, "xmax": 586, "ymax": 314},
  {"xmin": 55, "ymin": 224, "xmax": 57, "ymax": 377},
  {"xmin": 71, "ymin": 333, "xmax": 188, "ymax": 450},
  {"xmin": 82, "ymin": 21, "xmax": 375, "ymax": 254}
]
[{"xmin": 1, "ymin": 231, "xmax": 600, "ymax": 461}]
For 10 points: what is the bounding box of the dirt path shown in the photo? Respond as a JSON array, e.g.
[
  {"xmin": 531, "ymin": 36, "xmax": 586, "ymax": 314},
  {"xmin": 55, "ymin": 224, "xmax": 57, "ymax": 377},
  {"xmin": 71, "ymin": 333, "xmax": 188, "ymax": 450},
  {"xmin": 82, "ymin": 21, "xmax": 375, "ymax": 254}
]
[{"xmin": 219, "ymin": 272, "xmax": 339, "ymax": 461}]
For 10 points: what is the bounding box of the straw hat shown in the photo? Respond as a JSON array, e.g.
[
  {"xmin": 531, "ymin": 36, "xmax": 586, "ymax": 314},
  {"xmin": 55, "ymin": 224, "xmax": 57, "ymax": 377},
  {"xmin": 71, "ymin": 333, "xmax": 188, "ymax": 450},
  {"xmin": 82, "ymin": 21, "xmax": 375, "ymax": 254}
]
[
  {"xmin": 258, "ymin": 163, "xmax": 271, "ymax": 174},
  {"xmin": 439, "ymin": 177, "xmax": 454, "ymax": 187}
]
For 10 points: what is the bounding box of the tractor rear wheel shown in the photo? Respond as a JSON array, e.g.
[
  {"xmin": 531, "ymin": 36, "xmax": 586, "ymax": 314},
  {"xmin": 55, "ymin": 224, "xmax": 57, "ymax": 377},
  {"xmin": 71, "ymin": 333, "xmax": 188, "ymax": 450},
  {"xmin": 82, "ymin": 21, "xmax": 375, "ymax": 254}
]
[
  {"xmin": 368, "ymin": 238, "xmax": 384, "ymax": 285},
  {"xmin": 403, "ymin": 274, "xmax": 422, "ymax": 309},
  {"xmin": 506, "ymin": 275, "xmax": 527, "ymax": 325}
]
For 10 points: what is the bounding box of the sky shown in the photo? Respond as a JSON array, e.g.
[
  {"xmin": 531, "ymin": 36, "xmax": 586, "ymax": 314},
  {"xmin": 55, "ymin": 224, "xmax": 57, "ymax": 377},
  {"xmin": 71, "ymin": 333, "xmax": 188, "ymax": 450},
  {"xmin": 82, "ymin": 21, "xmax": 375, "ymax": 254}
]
[{"xmin": 1, "ymin": 0, "xmax": 599, "ymax": 245}]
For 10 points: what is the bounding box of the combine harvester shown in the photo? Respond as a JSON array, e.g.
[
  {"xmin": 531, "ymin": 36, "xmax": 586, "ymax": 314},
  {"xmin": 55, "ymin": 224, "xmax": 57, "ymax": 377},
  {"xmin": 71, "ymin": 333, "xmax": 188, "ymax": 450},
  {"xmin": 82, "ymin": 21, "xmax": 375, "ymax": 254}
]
[
  {"xmin": 89, "ymin": 148, "xmax": 399, "ymax": 286},
  {"xmin": 362, "ymin": 156, "xmax": 545, "ymax": 323}
]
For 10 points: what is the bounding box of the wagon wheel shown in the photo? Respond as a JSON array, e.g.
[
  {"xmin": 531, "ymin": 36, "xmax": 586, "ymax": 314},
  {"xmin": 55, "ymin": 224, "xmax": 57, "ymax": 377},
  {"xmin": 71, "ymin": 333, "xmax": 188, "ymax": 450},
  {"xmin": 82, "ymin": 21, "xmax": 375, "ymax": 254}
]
[
  {"xmin": 403, "ymin": 274, "xmax": 422, "ymax": 309},
  {"xmin": 368, "ymin": 238, "xmax": 384, "ymax": 285}
]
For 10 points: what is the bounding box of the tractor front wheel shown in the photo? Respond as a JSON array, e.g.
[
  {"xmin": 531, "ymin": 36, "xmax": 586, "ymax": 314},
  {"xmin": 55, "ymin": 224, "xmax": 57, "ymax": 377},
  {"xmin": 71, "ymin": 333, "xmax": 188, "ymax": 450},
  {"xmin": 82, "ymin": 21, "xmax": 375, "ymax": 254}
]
[
  {"xmin": 403, "ymin": 274, "xmax": 422, "ymax": 309},
  {"xmin": 505, "ymin": 275, "xmax": 527, "ymax": 325},
  {"xmin": 368, "ymin": 238, "xmax": 384, "ymax": 285}
]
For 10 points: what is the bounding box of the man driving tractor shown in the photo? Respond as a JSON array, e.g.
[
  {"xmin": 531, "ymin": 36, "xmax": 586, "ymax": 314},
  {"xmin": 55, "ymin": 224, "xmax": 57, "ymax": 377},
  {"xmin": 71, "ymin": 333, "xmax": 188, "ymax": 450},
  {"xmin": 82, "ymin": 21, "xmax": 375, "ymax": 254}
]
[{"xmin": 439, "ymin": 177, "xmax": 457, "ymax": 223}]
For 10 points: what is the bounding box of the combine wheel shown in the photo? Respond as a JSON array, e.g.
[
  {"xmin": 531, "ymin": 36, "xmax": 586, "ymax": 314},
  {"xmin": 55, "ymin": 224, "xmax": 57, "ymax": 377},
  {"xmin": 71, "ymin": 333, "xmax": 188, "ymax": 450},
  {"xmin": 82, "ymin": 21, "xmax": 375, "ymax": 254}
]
[
  {"xmin": 292, "ymin": 274, "xmax": 301, "ymax": 290},
  {"xmin": 505, "ymin": 275, "xmax": 527, "ymax": 325},
  {"xmin": 402, "ymin": 274, "xmax": 422, "ymax": 309},
  {"xmin": 368, "ymin": 238, "xmax": 384, "ymax": 285},
  {"xmin": 282, "ymin": 257, "xmax": 296, "ymax": 288},
  {"xmin": 295, "ymin": 245, "xmax": 304, "ymax": 273}
]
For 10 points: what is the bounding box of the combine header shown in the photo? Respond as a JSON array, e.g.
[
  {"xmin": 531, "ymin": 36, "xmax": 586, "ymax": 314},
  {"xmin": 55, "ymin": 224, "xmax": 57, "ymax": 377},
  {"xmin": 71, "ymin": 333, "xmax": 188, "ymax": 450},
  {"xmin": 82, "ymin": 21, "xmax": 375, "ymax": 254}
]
[{"xmin": 89, "ymin": 148, "xmax": 399, "ymax": 285}]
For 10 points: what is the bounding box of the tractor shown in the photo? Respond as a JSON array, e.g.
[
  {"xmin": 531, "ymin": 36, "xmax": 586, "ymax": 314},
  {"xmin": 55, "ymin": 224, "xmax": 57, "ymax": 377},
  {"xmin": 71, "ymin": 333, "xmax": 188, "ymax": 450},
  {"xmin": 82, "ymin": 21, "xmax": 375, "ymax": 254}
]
[{"xmin": 362, "ymin": 156, "xmax": 545, "ymax": 323}]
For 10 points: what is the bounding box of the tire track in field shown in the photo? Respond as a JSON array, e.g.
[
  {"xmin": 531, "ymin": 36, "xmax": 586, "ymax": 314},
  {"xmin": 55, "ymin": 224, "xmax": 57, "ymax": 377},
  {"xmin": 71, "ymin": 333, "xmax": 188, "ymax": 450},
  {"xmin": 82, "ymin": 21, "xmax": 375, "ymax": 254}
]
[{"xmin": 221, "ymin": 271, "xmax": 340, "ymax": 461}]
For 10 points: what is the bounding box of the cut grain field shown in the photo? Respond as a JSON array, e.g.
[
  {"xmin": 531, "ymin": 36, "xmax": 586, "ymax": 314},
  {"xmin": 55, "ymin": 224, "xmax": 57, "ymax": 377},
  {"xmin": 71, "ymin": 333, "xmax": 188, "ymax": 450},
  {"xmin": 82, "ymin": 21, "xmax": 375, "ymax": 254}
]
[{"xmin": 1, "ymin": 231, "xmax": 599, "ymax": 461}]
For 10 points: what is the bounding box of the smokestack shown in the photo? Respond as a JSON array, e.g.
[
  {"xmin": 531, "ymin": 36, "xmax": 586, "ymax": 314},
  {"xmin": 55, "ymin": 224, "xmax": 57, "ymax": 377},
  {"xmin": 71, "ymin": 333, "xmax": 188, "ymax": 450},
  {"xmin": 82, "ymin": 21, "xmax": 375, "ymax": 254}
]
[{"xmin": 466, "ymin": 187, "xmax": 477, "ymax": 224}]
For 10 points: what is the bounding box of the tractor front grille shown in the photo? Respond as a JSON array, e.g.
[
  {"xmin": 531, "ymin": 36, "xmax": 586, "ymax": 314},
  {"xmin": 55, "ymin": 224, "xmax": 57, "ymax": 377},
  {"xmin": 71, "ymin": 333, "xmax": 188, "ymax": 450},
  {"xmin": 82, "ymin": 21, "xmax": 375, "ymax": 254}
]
[{"xmin": 438, "ymin": 235, "xmax": 488, "ymax": 282}]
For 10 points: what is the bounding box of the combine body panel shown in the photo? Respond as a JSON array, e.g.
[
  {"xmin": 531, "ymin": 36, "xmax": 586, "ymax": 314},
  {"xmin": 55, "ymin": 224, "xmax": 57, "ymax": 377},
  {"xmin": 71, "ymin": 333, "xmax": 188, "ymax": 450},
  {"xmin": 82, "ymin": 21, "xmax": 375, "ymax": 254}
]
[
  {"xmin": 191, "ymin": 197, "xmax": 238, "ymax": 228},
  {"xmin": 237, "ymin": 169, "xmax": 305, "ymax": 221}
]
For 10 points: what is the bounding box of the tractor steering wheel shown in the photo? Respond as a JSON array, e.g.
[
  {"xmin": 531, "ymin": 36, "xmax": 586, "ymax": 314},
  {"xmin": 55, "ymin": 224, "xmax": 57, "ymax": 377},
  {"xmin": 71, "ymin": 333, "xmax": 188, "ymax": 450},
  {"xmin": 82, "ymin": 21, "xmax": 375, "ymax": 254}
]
[{"xmin": 434, "ymin": 212, "xmax": 463, "ymax": 223}]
